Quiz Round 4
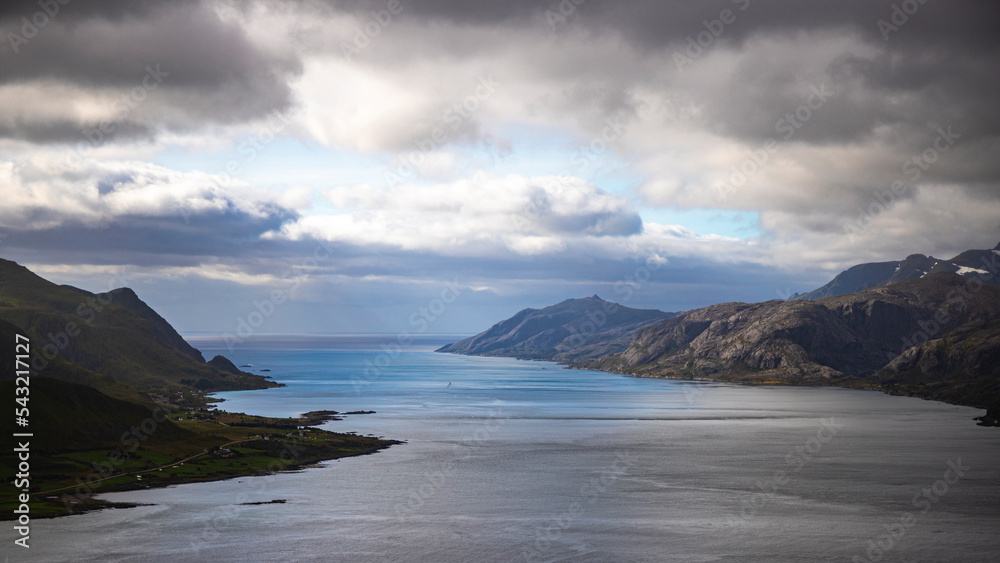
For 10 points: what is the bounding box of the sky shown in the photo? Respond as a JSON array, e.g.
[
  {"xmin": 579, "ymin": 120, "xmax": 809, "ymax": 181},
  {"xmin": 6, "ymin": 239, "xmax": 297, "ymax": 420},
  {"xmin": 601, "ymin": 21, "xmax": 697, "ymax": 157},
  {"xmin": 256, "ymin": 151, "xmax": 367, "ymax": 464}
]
[{"xmin": 1, "ymin": 0, "xmax": 999, "ymax": 336}]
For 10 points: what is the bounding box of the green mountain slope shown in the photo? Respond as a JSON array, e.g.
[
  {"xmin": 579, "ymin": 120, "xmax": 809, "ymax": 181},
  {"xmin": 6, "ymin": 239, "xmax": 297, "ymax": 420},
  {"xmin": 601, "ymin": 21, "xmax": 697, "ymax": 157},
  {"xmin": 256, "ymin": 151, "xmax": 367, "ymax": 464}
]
[
  {"xmin": 0, "ymin": 317, "xmax": 146, "ymax": 403},
  {"xmin": 0, "ymin": 258, "xmax": 275, "ymax": 397},
  {"xmin": 0, "ymin": 377, "xmax": 194, "ymax": 454}
]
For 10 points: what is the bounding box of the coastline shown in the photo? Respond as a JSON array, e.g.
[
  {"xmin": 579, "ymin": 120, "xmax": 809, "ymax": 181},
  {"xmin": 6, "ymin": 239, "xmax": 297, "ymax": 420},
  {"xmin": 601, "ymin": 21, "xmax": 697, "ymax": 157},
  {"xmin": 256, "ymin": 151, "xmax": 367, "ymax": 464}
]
[
  {"xmin": 598, "ymin": 366, "xmax": 1000, "ymax": 427},
  {"xmin": 3, "ymin": 410, "xmax": 401, "ymax": 521},
  {"xmin": 440, "ymin": 350, "xmax": 998, "ymax": 426},
  {"xmin": 18, "ymin": 440, "xmax": 398, "ymax": 521}
]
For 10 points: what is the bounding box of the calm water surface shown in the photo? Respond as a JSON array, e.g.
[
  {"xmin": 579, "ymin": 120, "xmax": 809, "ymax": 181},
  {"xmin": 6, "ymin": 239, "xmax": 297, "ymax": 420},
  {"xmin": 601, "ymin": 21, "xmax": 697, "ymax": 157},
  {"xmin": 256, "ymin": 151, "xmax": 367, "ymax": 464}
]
[{"xmin": 11, "ymin": 335, "xmax": 1000, "ymax": 562}]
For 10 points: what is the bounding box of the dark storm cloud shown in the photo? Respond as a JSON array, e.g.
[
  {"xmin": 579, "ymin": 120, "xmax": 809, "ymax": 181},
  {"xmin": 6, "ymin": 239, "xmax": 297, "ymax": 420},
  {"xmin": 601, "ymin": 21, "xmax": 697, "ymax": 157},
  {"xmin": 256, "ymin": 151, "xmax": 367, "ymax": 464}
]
[
  {"xmin": 1, "ymin": 0, "xmax": 997, "ymax": 315},
  {"xmin": 0, "ymin": 0, "xmax": 300, "ymax": 142},
  {"xmin": 0, "ymin": 0, "xmax": 197, "ymax": 20},
  {"xmin": 330, "ymin": 0, "xmax": 1000, "ymax": 147},
  {"xmin": 3, "ymin": 0, "xmax": 997, "ymax": 148},
  {"xmin": 324, "ymin": 0, "xmax": 999, "ymax": 49},
  {"xmin": 0, "ymin": 203, "xmax": 299, "ymax": 268},
  {"xmin": 0, "ymin": 119, "xmax": 152, "ymax": 144}
]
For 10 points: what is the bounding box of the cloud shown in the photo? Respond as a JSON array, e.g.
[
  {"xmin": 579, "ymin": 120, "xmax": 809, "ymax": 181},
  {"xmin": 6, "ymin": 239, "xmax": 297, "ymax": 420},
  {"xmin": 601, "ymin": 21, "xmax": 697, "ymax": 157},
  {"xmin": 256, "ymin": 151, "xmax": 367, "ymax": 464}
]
[
  {"xmin": 2, "ymin": 0, "xmax": 999, "ymax": 332},
  {"xmin": 0, "ymin": 1, "xmax": 300, "ymax": 143},
  {"xmin": 0, "ymin": 154, "xmax": 299, "ymax": 267},
  {"xmin": 269, "ymin": 172, "xmax": 644, "ymax": 255}
]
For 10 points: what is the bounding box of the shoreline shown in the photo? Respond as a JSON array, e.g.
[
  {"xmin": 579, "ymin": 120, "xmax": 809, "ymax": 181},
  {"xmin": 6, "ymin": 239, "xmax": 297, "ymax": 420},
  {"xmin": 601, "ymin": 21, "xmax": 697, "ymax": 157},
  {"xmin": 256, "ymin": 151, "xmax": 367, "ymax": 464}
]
[
  {"xmin": 16, "ymin": 440, "xmax": 399, "ymax": 521},
  {"xmin": 604, "ymin": 367, "xmax": 999, "ymax": 427},
  {"xmin": 442, "ymin": 350, "xmax": 998, "ymax": 426},
  {"xmin": 3, "ymin": 408, "xmax": 402, "ymax": 521}
]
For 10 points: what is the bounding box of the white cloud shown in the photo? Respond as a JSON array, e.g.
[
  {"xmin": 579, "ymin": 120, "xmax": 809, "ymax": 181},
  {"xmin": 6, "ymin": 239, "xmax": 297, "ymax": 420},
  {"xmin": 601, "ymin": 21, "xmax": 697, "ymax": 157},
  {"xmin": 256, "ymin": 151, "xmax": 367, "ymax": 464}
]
[
  {"xmin": 2, "ymin": 0, "xmax": 998, "ymax": 308},
  {"xmin": 270, "ymin": 172, "xmax": 645, "ymax": 254},
  {"xmin": 0, "ymin": 154, "xmax": 284, "ymax": 229},
  {"xmin": 264, "ymin": 171, "xmax": 758, "ymax": 266}
]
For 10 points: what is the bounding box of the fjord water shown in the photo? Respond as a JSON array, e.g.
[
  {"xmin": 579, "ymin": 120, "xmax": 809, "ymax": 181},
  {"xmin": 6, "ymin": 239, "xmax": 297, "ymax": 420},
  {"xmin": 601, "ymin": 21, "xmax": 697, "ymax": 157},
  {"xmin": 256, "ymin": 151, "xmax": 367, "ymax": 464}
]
[{"xmin": 20, "ymin": 336, "xmax": 1000, "ymax": 562}]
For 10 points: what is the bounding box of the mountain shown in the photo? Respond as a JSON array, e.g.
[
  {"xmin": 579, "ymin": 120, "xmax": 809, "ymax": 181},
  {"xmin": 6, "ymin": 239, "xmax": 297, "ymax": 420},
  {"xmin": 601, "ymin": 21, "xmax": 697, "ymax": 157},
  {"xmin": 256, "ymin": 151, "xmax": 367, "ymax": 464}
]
[
  {"xmin": 797, "ymin": 241, "xmax": 1000, "ymax": 300},
  {"xmin": 0, "ymin": 258, "xmax": 275, "ymax": 399},
  {"xmin": 795, "ymin": 261, "xmax": 902, "ymax": 300},
  {"xmin": 877, "ymin": 318, "xmax": 1000, "ymax": 414},
  {"xmin": 208, "ymin": 354, "xmax": 244, "ymax": 375},
  {"xmin": 0, "ymin": 317, "xmax": 147, "ymax": 403},
  {"xmin": 0, "ymin": 377, "xmax": 194, "ymax": 454},
  {"xmin": 437, "ymin": 295, "xmax": 676, "ymax": 362},
  {"xmin": 593, "ymin": 273, "xmax": 1000, "ymax": 416},
  {"xmin": 99, "ymin": 286, "xmax": 206, "ymax": 362},
  {"xmin": 0, "ymin": 261, "xmax": 398, "ymax": 519}
]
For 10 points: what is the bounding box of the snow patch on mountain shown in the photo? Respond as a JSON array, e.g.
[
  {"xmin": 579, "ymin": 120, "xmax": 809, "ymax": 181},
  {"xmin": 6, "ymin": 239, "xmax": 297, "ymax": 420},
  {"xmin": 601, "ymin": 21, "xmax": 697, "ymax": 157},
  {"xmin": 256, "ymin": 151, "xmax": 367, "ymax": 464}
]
[{"xmin": 957, "ymin": 266, "xmax": 989, "ymax": 275}]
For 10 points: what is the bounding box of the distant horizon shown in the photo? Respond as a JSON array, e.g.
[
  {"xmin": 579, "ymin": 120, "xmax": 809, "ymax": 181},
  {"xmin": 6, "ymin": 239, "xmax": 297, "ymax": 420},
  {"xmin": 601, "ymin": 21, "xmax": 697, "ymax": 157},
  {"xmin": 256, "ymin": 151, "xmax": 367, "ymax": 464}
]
[{"xmin": 183, "ymin": 332, "xmax": 475, "ymax": 339}]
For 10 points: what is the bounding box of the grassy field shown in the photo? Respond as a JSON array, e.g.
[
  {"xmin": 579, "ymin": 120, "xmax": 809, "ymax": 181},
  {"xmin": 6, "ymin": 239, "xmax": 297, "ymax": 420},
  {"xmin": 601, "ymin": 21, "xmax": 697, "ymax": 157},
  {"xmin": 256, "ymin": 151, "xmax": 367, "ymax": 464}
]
[{"xmin": 2, "ymin": 409, "xmax": 399, "ymax": 519}]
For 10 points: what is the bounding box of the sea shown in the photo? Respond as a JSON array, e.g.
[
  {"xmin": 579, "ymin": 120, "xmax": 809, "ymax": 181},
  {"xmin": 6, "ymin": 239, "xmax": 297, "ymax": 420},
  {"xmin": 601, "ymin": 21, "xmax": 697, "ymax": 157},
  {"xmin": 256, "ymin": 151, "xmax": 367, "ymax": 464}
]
[{"xmin": 10, "ymin": 335, "xmax": 1000, "ymax": 562}]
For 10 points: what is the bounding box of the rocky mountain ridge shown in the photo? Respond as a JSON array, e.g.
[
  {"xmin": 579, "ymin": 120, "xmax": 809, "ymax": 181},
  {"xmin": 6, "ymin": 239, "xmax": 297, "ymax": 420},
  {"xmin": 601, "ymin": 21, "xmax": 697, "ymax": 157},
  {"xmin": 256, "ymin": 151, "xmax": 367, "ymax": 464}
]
[
  {"xmin": 797, "ymin": 241, "xmax": 1000, "ymax": 300},
  {"xmin": 437, "ymin": 295, "xmax": 676, "ymax": 362}
]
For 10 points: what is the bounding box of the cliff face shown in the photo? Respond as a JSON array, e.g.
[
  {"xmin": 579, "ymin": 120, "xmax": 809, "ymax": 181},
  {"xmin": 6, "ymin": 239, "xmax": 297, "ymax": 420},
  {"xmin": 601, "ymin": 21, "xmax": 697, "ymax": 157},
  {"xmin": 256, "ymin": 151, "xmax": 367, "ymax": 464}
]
[
  {"xmin": 597, "ymin": 274, "xmax": 1000, "ymax": 392},
  {"xmin": 875, "ymin": 319, "xmax": 1000, "ymax": 413},
  {"xmin": 437, "ymin": 295, "xmax": 676, "ymax": 362},
  {"xmin": 882, "ymin": 319, "xmax": 1000, "ymax": 379}
]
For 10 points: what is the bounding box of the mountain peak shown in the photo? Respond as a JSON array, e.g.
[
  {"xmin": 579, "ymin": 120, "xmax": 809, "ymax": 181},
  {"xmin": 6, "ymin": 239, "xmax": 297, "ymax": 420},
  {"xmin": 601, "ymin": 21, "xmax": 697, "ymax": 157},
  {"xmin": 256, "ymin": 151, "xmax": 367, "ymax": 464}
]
[
  {"xmin": 0, "ymin": 261, "xmax": 278, "ymax": 396},
  {"xmin": 438, "ymin": 298, "xmax": 676, "ymax": 361},
  {"xmin": 109, "ymin": 286, "xmax": 137, "ymax": 295},
  {"xmin": 801, "ymin": 242, "xmax": 1000, "ymax": 300},
  {"xmin": 208, "ymin": 355, "xmax": 244, "ymax": 375},
  {"xmin": 107, "ymin": 286, "xmax": 139, "ymax": 300}
]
